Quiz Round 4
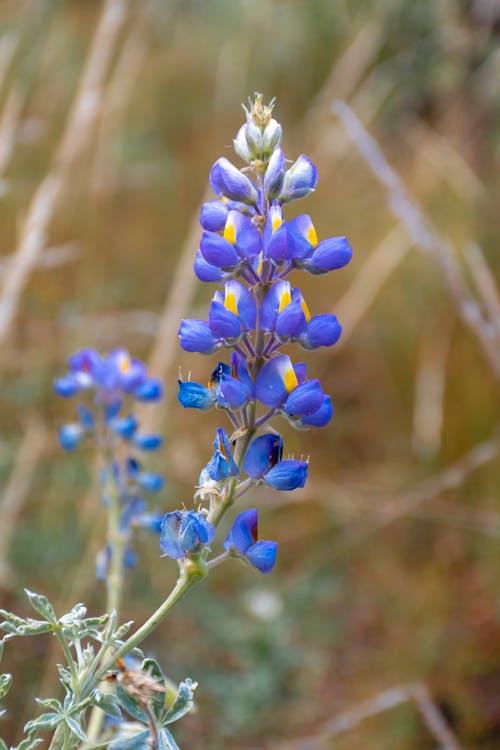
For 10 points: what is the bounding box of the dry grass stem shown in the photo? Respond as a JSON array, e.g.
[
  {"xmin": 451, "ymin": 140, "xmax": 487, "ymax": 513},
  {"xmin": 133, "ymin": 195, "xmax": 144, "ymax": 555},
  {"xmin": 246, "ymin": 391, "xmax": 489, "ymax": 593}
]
[
  {"xmin": 464, "ymin": 242, "xmax": 500, "ymax": 335},
  {"xmin": 0, "ymin": 243, "xmax": 80, "ymax": 277},
  {"xmin": 332, "ymin": 100, "xmax": 500, "ymax": 379},
  {"xmin": 0, "ymin": 88, "xmax": 24, "ymax": 180},
  {"xmin": 0, "ymin": 416, "xmax": 47, "ymax": 588},
  {"xmin": 276, "ymin": 681, "xmax": 462, "ymax": 750},
  {"xmin": 412, "ymin": 317, "xmax": 452, "ymax": 457},
  {"xmin": 0, "ymin": 0, "xmax": 128, "ymax": 355},
  {"xmin": 0, "ymin": 32, "xmax": 17, "ymax": 99},
  {"xmin": 91, "ymin": 23, "xmax": 149, "ymax": 195}
]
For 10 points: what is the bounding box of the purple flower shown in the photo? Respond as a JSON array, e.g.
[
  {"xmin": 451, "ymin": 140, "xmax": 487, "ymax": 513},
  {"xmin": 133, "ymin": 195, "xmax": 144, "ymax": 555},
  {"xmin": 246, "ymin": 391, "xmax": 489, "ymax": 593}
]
[
  {"xmin": 287, "ymin": 215, "xmax": 352, "ymax": 274},
  {"xmin": 279, "ymin": 154, "xmax": 318, "ymax": 203},
  {"xmin": 202, "ymin": 428, "xmax": 240, "ymax": 482},
  {"xmin": 224, "ymin": 509, "xmax": 277, "ymax": 574},
  {"xmin": 243, "ymin": 433, "xmax": 308, "ymax": 491},
  {"xmin": 210, "ymin": 157, "xmax": 259, "ymax": 205},
  {"xmin": 160, "ymin": 511, "xmax": 216, "ymax": 559},
  {"xmin": 199, "ymin": 211, "xmax": 261, "ymax": 270},
  {"xmin": 255, "ymin": 354, "xmax": 324, "ymax": 416}
]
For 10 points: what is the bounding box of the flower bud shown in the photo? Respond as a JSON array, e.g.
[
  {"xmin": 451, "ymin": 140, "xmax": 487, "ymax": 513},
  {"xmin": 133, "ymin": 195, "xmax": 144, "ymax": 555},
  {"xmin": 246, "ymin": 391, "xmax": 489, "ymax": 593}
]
[
  {"xmin": 233, "ymin": 124, "xmax": 252, "ymax": 163},
  {"xmin": 263, "ymin": 148, "xmax": 285, "ymax": 200},
  {"xmin": 262, "ymin": 118, "xmax": 282, "ymax": 154},
  {"xmin": 210, "ymin": 157, "xmax": 258, "ymax": 205},
  {"xmin": 279, "ymin": 154, "xmax": 318, "ymax": 203}
]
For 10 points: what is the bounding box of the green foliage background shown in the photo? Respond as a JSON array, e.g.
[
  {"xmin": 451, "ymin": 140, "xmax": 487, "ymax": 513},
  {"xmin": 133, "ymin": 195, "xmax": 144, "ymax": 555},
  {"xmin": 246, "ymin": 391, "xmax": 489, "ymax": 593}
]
[{"xmin": 0, "ymin": 0, "xmax": 499, "ymax": 747}]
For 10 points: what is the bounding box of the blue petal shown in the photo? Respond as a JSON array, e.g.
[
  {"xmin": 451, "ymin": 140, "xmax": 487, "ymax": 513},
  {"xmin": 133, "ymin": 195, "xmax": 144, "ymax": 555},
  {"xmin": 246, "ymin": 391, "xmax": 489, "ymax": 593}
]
[
  {"xmin": 279, "ymin": 154, "xmax": 318, "ymax": 202},
  {"xmin": 300, "ymin": 395, "xmax": 334, "ymax": 427},
  {"xmin": 59, "ymin": 423, "xmax": 84, "ymax": 451},
  {"xmin": 132, "ymin": 433, "xmax": 163, "ymax": 451},
  {"xmin": 275, "ymin": 298, "xmax": 307, "ymax": 339},
  {"xmin": 284, "ymin": 379, "xmax": 324, "ymax": 416},
  {"xmin": 304, "ymin": 236, "xmax": 352, "ymax": 273},
  {"xmin": 200, "ymin": 200, "xmax": 229, "ymax": 231},
  {"xmin": 194, "ymin": 250, "xmax": 224, "ymax": 282},
  {"xmin": 178, "ymin": 381, "xmax": 214, "ymax": 410},
  {"xmin": 245, "ymin": 541, "xmax": 278, "ymax": 573},
  {"xmin": 110, "ymin": 414, "xmax": 137, "ymax": 439},
  {"xmin": 263, "ymin": 148, "xmax": 285, "ymax": 200},
  {"xmin": 200, "ymin": 231, "xmax": 239, "ymax": 268},
  {"xmin": 77, "ymin": 404, "xmax": 95, "ymax": 430},
  {"xmin": 160, "ymin": 512, "xmax": 185, "ymax": 559},
  {"xmin": 179, "ymin": 319, "xmax": 220, "ymax": 354},
  {"xmin": 224, "ymin": 508, "xmax": 258, "ymax": 554},
  {"xmin": 230, "ymin": 351, "xmax": 254, "ymax": 399},
  {"xmin": 227, "ymin": 211, "xmax": 262, "ymax": 260},
  {"xmin": 53, "ymin": 375, "xmax": 82, "ymax": 398},
  {"xmin": 300, "ymin": 315, "xmax": 342, "ymax": 349},
  {"xmin": 215, "ymin": 373, "xmax": 247, "ymax": 408},
  {"xmin": 134, "ymin": 378, "xmax": 163, "ymax": 401},
  {"xmin": 243, "ymin": 434, "xmax": 283, "ymax": 479},
  {"xmin": 286, "ymin": 214, "xmax": 317, "ymax": 260},
  {"xmin": 264, "ymin": 459, "xmax": 308, "ymax": 490},
  {"xmin": 264, "ymin": 223, "xmax": 289, "ymax": 264},
  {"xmin": 210, "ymin": 157, "xmax": 258, "ymax": 204},
  {"xmin": 208, "ymin": 301, "xmax": 242, "ymax": 340},
  {"xmin": 135, "ymin": 471, "xmax": 164, "ymax": 493},
  {"xmin": 255, "ymin": 355, "xmax": 299, "ymax": 408}
]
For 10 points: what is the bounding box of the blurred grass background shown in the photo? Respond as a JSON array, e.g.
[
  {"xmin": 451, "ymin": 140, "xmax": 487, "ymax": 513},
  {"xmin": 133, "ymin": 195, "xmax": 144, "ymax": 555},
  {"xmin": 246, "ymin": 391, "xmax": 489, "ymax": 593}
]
[{"xmin": 0, "ymin": 0, "xmax": 499, "ymax": 747}]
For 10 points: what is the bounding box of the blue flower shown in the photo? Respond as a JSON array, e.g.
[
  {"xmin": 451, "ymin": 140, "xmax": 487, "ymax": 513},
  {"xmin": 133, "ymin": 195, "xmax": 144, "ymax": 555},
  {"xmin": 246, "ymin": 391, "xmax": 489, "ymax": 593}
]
[
  {"xmin": 160, "ymin": 511, "xmax": 216, "ymax": 559},
  {"xmin": 263, "ymin": 147, "xmax": 285, "ymax": 200},
  {"xmin": 177, "ymin": 362, "xmax": 249, "ymax": 411},
  {"xmin": 224, "ymin": 509, "xmax": 277, "ymax": 574},
  {"xmin": 261, "ymin": 282, "xmax": 342, "ymax": 349},
  {"xmin": 279, "ymin": 154, "xmax": 318, "ymax": 203},
  {"xmin": 177, "ymin": 380, "xmax": 215, "ymax": 410},
  {"xmin": 200, "ymin": 200, "xmax": 229, "ymax": 231},
  {"xmin": 255, "ymin": 354, "xmax": 324, "ymax": 416},
  {"xmin": 199, "ymin": 211, "xmax": 261, "ymax": 270},
  {"xmin": 178, "ymin": 319, "xmax": 221, "ymax": 354},
  {"xmin": 243, "ymin": 433, "xmax": 308, "ymax": 491},
  {"xmin": 210, "ymin": 157, "xmax": 259, "ymax": 205},
  {"xmin": 126, "ymin": 458, "xmax": 164, "ymax": 493},
  {"xmin": 203, "ymin": 428, "xmax": 239, "ymax": 482},
  {"xmin": 287, "ymin": 215, "xmax": 352, "ymax": 273}
]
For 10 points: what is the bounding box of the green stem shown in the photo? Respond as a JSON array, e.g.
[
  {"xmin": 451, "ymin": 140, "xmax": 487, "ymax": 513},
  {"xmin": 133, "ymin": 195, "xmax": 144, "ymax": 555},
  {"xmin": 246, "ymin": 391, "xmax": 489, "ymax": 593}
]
[{"xmin": 100, "ymin": 567, "xmax": 200, "ymax": 676}]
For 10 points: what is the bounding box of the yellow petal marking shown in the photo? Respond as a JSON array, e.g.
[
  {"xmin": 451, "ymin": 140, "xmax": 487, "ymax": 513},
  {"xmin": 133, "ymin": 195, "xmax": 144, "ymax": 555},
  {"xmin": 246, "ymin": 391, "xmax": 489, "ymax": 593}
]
[
  {"xmin": 300, "ymin": 296, "xmax": 311, "ymax": 322},
  {"xmin": 223, "ymin": 220, "xmax": 236, "ymax": 245},
  {"xmin": 224, "ymin": 290, "xmax": 238, "ymax": 315},
  {"xmin": 256, "ymin": 252, "xmax": 263, "ymax": 276},
  {"xmin": 306, "ymin": 224, "xmax": 318, "ymax": 247},
  {"xmin": 284, "ymin": 366, "xmax": 299, "ymax": 393},
  {"xmin": 119, "ymin": 355, "xmax": 131, "ymax": 373},
  {"xmin": 277, "ymin": 286, "xmax": 292, "ymax": 313},
  {"xmin": 271, "ymin": 213, "xmax": 282, "ymax": 232}
]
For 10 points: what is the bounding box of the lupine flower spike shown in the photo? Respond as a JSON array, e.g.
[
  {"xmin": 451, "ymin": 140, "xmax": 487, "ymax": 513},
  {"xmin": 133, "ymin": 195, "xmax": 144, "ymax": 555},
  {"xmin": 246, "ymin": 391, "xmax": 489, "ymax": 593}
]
[{"xmin": 169, "ymin": 94, "xmax": 352, "ymax": 574}]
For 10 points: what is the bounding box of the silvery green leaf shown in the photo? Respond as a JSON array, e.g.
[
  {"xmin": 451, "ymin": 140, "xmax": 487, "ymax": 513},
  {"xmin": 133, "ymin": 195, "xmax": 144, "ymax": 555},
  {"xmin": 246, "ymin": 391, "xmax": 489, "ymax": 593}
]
[
  {"xmin": 108, "ymin": 729, "xmax": 150, "ymax": 750},
  {"xmin": 35, "ymin": 697, "xmax": 62, "ymax": 711},
  {"xmin": 93, "ymin": 690, "xmax": 122, "ymax": 719},
  {"xmin": 116, "ymin": 684, "xmax": 147, "ymax": 723},
  {"xmin": 0, "ymin": 639, "xmax": 4, "ymax": 662},
  {"xmin": 163, "ymin": 679, "xmax": 197, "ymax": 725},
  {"xmin": 112, "ymin": 621, "xmax": 134, "ymax": 640},
  {"xmin": 17, "ymin": 622, "xmax": 53, "ymax": 636},
  {"xmin": 0, "ymin": 673, "xmax": 12, "ymax": 700},
  {"xmin": 24, "ymin": 591, "xmax": 56, "ymax": 624},
  {"xmin": 24, "ymin": 713, "xmax": 61, "ymax": 732},
  {"xmin": 0, "ymin": 624, "xmax": 17, "ymax": 636},
  {"xmin": 65, "ymin": 716, "xmax": 86, "ymax": 743},
  {"xmin": 159, "ymin": 728, "xmax": 181, "ymax": 750},
  {"xmin": 56, "ymin": 664, "xmax": 72, "ymax": 690},
  {"xmin": 16, "ymin": 737, "xmax": 43, "ymax": 750},
  {"xmin": 0, "ymin": 737, "xmax": 8, "ymax": 750}
]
